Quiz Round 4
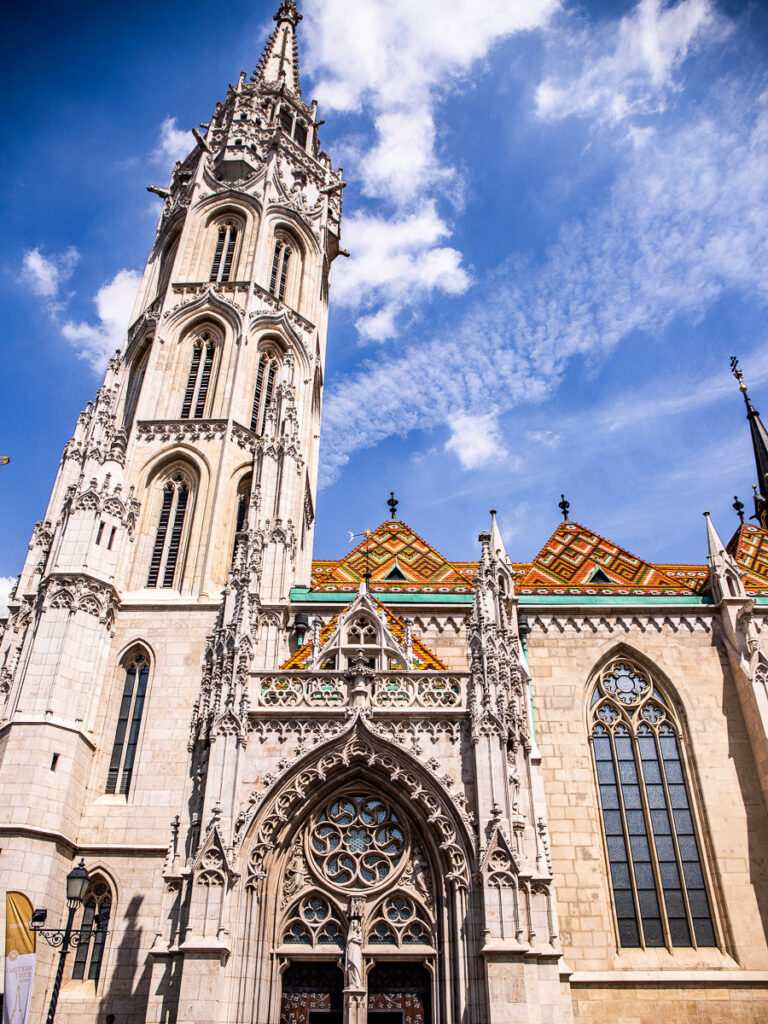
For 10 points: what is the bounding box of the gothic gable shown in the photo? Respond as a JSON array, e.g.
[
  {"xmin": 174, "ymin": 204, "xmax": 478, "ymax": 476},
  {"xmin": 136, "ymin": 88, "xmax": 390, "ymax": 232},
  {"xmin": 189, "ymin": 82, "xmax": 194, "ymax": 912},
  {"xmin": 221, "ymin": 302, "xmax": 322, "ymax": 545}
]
[
  {"xmin": 310, "ymin": 518, "xmax": 474, "ymax": 594},
  {"xmin": 519, "ymin": 521, "xmax": 700, "ymax": 595}
]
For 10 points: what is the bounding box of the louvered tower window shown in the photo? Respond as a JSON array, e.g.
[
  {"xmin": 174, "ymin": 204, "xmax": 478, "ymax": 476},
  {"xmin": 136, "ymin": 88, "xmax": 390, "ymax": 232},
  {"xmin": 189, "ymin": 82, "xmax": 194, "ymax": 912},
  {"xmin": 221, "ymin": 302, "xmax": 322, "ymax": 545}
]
[
  {"xmin": 181, "ymin": 335, "xmax": 215, "ymax": 418},
  {"xmin": 106, "ymin": 654, "xmax": 149, "ymax": 795},
  {"xmin": 147, "ymin": 473, "xmax": 189, "ymax": 588},
  {"xmin": 71, "ymin": 878, "xmax": 112, "ymax": 982},
  {"xmin": 590, "ymin": 660, "xmax": 717, "ymax": 950},
  {"xmin": 210, "ymin": 222, "xmax": 238, "ymax": 282},
  {"xmin": 250, "ymin": 355, "xmax": 278, "ymax": 434},
  {"xmin": 269, "ymin": 240, "xmax": 292, "ymax": 301}
]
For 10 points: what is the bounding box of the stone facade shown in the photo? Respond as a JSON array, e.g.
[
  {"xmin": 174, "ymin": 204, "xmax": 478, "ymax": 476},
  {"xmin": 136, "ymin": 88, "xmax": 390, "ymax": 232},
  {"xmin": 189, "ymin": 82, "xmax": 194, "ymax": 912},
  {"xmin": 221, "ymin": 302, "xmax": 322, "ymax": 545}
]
[{"xmin": 2, "ymin": 4, "xmax": 768, "ymax": 1023}]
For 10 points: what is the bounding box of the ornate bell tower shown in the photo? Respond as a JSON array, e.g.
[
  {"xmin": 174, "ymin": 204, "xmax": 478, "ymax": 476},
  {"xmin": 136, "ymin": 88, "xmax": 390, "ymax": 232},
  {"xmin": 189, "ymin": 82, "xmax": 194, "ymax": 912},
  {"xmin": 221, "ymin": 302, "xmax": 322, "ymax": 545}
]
[{"xmin": 0, "ymin": 4, "xmax": 344, "ymax": 1021}]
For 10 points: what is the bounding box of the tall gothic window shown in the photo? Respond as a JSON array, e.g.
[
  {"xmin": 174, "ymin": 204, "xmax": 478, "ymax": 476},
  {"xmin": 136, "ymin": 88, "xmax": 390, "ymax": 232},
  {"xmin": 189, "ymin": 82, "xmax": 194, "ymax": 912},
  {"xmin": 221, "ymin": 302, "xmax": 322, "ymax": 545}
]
[
  {"xmin": 209, "ymin": 221, "xmax": 238, "ymax": 283},
  {"xmin": 147, "ymin": 472, "xmax": 190, "ymax": 588},
  {"xmin": 106, "ymin": 653, "xmax": 149, "ymax": 794},
  {"xmin": 250, "ymin": 354, "xmax": 278, "ymax": 434},
  {"xmin": 181, "ymin": 333, "xmax": 215, "ymax": 418},
  {"xmin": 590, "ymin": 659, "xmax": 717, "ymax": 950},
  {"xmin": 71, "ymin": 877, "xmax": 112, "ymax": 982},
  {"xmin": 122, "ymin": 343, "xmax": 150, "ymax": 433},
  {"xmin": 269, "ymin": 239, "xmax": 292, "ymax": 302}
]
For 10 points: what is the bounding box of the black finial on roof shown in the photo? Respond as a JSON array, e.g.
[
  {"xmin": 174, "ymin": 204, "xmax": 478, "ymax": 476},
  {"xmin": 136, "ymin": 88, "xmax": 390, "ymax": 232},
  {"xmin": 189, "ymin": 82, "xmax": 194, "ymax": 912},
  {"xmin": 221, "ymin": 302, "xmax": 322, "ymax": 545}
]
[
  {"xmin": 732, "ymin": 358, "xmax": 768, "ymax": 529},
  {"xmin": 558, "ymin": 494, "xmax": 570, "ymax": 523},
  {"xmin": 387, "ymin": 492, "xmax": 399, "ymax": 520},
  {"xmin": 733, "ymin": 495, "xmax": 745, "ymax": 525}
]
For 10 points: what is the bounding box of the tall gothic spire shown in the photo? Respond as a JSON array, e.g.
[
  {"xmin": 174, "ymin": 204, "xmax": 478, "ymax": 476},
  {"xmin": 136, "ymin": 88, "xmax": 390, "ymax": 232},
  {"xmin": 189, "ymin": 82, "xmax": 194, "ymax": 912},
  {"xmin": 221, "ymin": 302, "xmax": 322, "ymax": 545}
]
[
  {"xmin": 732, "ymin": 358, "xmax": 768, "ymax": 528},
  {"xmin": 252, "ymin": 1, "xmax": 303, "ymax": 95}
]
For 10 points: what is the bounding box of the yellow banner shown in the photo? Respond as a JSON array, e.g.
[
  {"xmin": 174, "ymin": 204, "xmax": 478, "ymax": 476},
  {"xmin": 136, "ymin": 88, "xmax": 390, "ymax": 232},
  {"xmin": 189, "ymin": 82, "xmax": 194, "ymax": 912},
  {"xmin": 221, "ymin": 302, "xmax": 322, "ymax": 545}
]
[{"xmin": 5, "ymin": 893, "xmax": 35, "ymax": 958}]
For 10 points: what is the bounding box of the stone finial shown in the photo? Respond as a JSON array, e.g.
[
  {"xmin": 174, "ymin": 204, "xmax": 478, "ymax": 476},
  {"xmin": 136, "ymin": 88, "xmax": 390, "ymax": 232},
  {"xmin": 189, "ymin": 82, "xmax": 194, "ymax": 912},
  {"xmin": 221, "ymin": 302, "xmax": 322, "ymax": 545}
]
[{"xmin": 275, "ymin": 0, "xmax": 302, "ymax": 27}]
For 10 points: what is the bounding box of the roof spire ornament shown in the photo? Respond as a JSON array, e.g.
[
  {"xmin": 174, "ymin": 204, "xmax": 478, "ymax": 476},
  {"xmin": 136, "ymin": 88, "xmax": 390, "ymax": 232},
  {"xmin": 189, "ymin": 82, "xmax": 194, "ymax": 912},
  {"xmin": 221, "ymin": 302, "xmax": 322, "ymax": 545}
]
[
  {"xmin": 733, "ymin": 496, "xmax": 745, "ymax": 525},
  {"xmin": 252, "ymin": 0, "xmax": 303, "ymax": 93},
  {"xmin": 387, "ymin": 492, "xmax": 399, "ymax": 520},
  {"xmin": 274, "ymin": 1, "xmax": 302, "ymax": 28},
  {"xmin": 558, "ymin": 494, "xmax": 570, "ymax": 523},
  {"xmin": 731, "ymin": 357, "xmax": 768, "ymax": 529}
]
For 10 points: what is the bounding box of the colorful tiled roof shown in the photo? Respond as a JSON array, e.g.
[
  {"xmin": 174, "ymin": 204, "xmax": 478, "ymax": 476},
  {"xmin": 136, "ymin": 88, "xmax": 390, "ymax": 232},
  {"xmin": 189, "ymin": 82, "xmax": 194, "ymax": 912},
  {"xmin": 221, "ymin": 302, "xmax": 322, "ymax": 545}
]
[
  {"xmin": 728, "ymin": 524, "xmax": 768, "ymax": 594},
  {"xmin": 518, "ymin": 522, "xmax": 701, "ymax": 596},
  {"xmin": 310, "ymin": 519, "xmax": 474, "ymax": 594},
  {"xmin": 281, "ymin": 595, "xmax": 446, "ymax": 670}
]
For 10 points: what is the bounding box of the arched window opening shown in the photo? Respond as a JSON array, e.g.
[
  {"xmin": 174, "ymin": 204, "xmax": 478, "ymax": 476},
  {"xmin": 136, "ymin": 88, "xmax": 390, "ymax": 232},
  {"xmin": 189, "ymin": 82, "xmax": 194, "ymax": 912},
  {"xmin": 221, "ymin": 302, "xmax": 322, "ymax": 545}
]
[
  {"xmin": 147, "ymin": 473, "xmax": 190, "ymax": 588},
  {"xmin": 122, "ymin": 343, "xmax": 151, "ymax": 433},
  {"xmin": 156, "ymin": 234, "xmax": 180, "ymax": 298},
  {"xmin": 368, "ymin": 894, "xmax": 432, "ymax": 946},
  {"xmin": 250, "ymin": 353, "xmax": 279, "ymax": 434},
  {"xmin": 71, "ymin": 877, "xmax": 112, "ymax": 983},
  {"xmin": 181, "ymin": 332, "xmax": 215, "ymax": 419},
  {"xmin": 590, "ymin": 659, "xmax": 716, "ymax": 950},
  {"xmin": 231, "ymin": 476, "xmax": 252, "ymax": 566},
  {"xmin": 346, "ymin": 616, "xmax": 378, "ymax": 647},
  {"xmin": 210, "ymin": 221, "xmax": 238, "ymax": 283},
  {"xmin": 283, "ymin": 894, "xmax": 345, "ymax": 948},
  {"xmin": 269, "ymin": 239, "xmax": 292, "ymax": 302},
  {"xmin": 106, "ymin": 652, "xmax": 149, "ymax": 794}
]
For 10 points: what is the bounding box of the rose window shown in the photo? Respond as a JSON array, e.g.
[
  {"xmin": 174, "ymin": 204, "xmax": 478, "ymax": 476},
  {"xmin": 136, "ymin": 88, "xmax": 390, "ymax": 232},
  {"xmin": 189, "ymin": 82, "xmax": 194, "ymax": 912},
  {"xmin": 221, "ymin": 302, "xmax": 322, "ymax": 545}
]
[
  {"xmin": 601, "ymin": 662, "xmax": 650, "ymax": 706},
  {"xmin": 308, "ymin": 794, "xmax": 405, "ymax": 891}
]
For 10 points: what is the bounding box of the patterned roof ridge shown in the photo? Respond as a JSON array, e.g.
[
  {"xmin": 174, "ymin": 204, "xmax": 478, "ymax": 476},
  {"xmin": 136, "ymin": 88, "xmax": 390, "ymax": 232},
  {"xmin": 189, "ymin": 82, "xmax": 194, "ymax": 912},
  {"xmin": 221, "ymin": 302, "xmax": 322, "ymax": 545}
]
[
  {"xmin": 311, "ymin": 518, "xmax": 475, "ymax": 593},
  {"xmin": 727, "ymin": 523, "xmax": 768, "ymax": 590},
  {"xmin": 280, "ymin": 595, "xmax": 446, "ymax": 670},
  {"xmin": 519, "ymin": 521, "xmax": 698, "ymax": 594}
]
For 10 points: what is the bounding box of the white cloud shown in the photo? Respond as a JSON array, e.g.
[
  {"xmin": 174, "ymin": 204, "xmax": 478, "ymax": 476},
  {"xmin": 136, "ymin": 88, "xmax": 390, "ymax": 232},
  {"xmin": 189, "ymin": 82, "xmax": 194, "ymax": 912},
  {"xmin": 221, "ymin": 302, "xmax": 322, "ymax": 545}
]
[
  {"xmin": 0, "ymin": 577, "xmax": 17, "ymax": 618},
  {"xmin": 319, "ymin": 75, "xmax": 768, "ymax": 484},
  {"xmin": 536, "ymin": 0, "xmax": 725, "ymax": 122},
  {"xmin": 152, "ymin": 117, "xmax": 191, "ymax": 166},
  {"xmin": 304, "ymin": 0, "xmax": 558, "ymax": 337},
  {"xmin": 21, "ymin": 247, "xmax": 79, "ymax": 300},
  {"xmin": 334, "ymin": 202, "xmax": 471, "ymax": 340},
  {"xmin": 62, "ymin": 269, "xmax": 141, "ymax": 371},
  {"xmin": 445, "ymin": 412, "xmax": 508, "ymax": 469}
]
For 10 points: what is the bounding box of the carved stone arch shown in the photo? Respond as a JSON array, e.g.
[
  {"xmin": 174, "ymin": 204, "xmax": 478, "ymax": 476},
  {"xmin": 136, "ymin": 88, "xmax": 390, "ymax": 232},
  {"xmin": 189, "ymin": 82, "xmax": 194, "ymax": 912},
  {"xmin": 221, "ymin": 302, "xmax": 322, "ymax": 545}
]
[
  {"xmin": 164, "ymin": 293, "xmax": 242, "ymax": 338},
  {"xmin": 584, "ymin": 640, "xmax": 691, "ymax": 734},
  {"xmin": 249, "ymin": 313, "xmax": 311, "ymax": 378},
  {"xmin": 194, "ymin": 190, "xmax": 263, "ymax": 222},
  {"xmin": 139, "ymin": 445, "xmax": 211, "ymax": 496},
  {"xmin": 236, "ymin": 714, "xmax": 473, "ymax": 891},
  {"xmin": 265, "ymin": 206, "xmax": 321, "ymax": 257},
  {"xmin": 48, "ymin": 588, "xmax": 75, "ymax": 612},
  {"xmin": 116, "ymin": 639, "xmax": 156, "ymax": 673}
]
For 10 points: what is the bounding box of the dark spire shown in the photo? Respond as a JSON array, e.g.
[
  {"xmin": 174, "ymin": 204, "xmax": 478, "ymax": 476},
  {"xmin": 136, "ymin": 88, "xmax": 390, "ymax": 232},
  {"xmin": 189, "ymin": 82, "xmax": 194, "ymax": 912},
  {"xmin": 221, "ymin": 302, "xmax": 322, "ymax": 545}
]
[
  {"xmin": 387, "ymin": 492, "xmax": 399, "ymax": 520},
  {"xmin": 558, "ymin": 494, "xmax": 570, "ymax": 523},
  {"xmin": 731, "ymin": 357, "xmax": 768, "ymax": 528}
]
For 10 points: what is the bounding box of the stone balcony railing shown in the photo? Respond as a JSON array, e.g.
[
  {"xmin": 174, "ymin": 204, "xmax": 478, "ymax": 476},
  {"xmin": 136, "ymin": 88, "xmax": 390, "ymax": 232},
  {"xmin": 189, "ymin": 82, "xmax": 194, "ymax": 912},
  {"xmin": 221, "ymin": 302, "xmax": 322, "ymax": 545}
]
[{"xmin": 252, "ymin": 671, "xmax": 468, "ymax": 710}]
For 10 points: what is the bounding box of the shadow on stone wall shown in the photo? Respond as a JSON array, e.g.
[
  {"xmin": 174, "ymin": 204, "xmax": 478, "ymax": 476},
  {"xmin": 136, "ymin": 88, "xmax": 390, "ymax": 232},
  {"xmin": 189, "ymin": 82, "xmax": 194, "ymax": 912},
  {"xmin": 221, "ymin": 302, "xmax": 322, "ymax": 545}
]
[
  {"xmin": 720, "ymin": 655, "xmax": 768, "ymax": 948},
  {"xmin": 99, "ymin": 895, "xmax": 152, "ymax": 1024}
]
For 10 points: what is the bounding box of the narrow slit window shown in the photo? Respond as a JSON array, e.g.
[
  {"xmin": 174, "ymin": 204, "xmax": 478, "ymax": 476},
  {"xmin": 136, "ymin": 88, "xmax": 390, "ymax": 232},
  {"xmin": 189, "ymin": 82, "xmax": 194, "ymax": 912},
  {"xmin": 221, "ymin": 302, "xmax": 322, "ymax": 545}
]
[
  {"xmin": 591, "ymin": 661, "xmax": 716, "ymax": 950},
  {"xmin": 269, "ymin": 241, "xmax": 292, "ymax": 302},
  {"xmin": 181, "ymin": 335, "xmax": 215, "ymax": 419},
  {"xmin": 210, "ymin": 223, "xmax": 238, "ymax": 283},
  {"xmin": 71, "ymin": 880, "xmax": 112, "ymax": 983},
  {"xmin": 107, "ymin": 527, "xmax": 116, "ymax": 550},
  {"xmin": 106, "ymin": 655, "xmax": 149, "ymax": 796},
  {"xmin": 95, "ymin": 522, "xmax": 105, "ymax": 546},
  {"xmin": 147, "ymin": 474, "xmax": 190, "ymax": 589},
  {"xmin": 250, "ymin": 356, "xmax": 278, "ymax": 435}
]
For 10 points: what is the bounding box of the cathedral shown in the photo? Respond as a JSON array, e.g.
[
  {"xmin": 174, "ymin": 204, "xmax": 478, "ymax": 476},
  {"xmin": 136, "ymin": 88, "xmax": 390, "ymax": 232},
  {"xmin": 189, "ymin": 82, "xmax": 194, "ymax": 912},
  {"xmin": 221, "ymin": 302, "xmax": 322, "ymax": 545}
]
[{"xmin": 3, "ymin": 3, "xmax": 768, "ymax": 1022}]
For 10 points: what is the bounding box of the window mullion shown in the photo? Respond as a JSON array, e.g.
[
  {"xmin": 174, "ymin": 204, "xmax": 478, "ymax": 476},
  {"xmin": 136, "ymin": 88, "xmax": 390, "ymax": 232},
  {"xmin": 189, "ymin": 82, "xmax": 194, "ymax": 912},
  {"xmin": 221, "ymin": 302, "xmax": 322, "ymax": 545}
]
[
  {"xmin": 609, "ymin": 726, "xmax": 646, "ymax": 949},
  {"xmin": 634, "ymin": 728, "xmax": 672, "ymax": 950},
  {"xmin": 655, "ymin": 729, "xmax": 698, "ymax": 949}
]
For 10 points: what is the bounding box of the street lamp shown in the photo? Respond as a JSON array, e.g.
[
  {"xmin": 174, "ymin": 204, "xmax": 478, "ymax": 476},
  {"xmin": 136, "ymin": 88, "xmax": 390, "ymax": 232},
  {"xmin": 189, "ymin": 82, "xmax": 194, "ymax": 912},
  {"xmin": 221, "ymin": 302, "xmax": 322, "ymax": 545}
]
[{"xmin": 31, "ymin": 859, "xmax": 96, "ymax": 1024}]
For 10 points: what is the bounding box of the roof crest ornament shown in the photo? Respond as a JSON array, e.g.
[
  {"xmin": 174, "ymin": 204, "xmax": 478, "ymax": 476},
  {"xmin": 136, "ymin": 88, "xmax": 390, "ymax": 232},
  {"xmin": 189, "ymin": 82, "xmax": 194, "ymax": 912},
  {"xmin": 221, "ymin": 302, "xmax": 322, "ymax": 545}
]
[
  {"xmin": 387, "ymin": 492, "xmax": 399, "ymax": 520},
  {"xmin": 731, "ymin": 356, "xmax": 768, "ymax": 529},
  {"xmin": 558, "ymin": 494, "xmax": 570, "ymax": 523}
]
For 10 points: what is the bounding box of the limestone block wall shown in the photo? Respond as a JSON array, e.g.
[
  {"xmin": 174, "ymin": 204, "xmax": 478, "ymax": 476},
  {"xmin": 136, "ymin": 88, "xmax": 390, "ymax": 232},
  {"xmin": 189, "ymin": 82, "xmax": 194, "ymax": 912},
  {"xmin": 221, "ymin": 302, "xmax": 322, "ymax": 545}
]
[{"xmin": 525, "ymin": 606, "xmax": 768, "ymax": 1021}]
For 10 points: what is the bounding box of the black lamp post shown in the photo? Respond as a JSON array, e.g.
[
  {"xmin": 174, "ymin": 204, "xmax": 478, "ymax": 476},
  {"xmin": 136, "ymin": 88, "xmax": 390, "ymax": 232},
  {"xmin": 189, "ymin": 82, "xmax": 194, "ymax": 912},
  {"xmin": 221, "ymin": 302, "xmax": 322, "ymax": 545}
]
[{"xmin": 39, "ymin": 859, "xmax": 90, "ymax": 1024}]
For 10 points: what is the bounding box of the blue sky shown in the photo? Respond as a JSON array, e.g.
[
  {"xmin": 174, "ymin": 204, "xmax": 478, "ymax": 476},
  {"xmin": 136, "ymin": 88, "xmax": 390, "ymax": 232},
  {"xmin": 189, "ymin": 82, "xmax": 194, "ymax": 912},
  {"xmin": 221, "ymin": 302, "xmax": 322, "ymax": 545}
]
[{"xmin": 2, "ymin": 0, "xmax": 768, "ymax": 601}]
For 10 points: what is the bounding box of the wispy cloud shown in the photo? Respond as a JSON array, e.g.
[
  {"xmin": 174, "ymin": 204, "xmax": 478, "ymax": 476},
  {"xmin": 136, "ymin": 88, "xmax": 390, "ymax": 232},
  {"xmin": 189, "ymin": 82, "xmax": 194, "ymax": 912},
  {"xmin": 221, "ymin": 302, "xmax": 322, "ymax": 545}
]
[
  {"xmin": 62, "ymin": 270, "xmax": 141, "ymax": 371},
  {"xmin": 21, "ymin": 247, "xmax": 79, "ymax": 304},
  {"xmin": 536, "ymin": 0, "xmax": 725, "ymax": 123},
  {"xmin": 152, "ymin": 116, "xmax": 192, "ymax": 167},
  {"xmin": 445, "ymin": 412, "xmax": 508, "ymax": 469},
  {"xmin": 319, "ymin": 49, "xmax": 768, "ymax": 484},
  {"xmin": 0, "ymin": 577, "xmax": 17, "ymax": 618},
  {"xmin": 304, "ymin": 0, "xmax": 558, "ymax": 339}
]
